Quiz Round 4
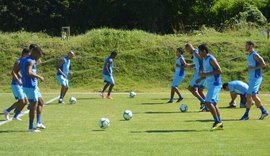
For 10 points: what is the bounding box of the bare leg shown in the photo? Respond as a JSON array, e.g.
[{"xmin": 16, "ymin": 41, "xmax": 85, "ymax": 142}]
[
  {"xmin": 198, "ymin": 88, "xmax": 206, "ymax": 99},
  {"xmin": 29, "ymin": 102, "xmax": 38, "ymax": 129},
  {"xmin": 102, "ymin": 83, "xmax": 110, "ymax": 93},
  {"xmin": 107, "ymin": 84, "xmax": 114, "ymax": 96}
]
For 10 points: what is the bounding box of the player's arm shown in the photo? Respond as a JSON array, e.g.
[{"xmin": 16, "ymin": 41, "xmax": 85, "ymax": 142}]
[
  {"xmin": 105, "ymin": 59, "xmax": 113, "ymax": 76},
  {"xmin": 56, "ymin": 59, "xmax": 66, "ymax": 78},
  {"xmin": 27, "ymin": 61, "xmax": 44, "ymax": 82},
  {"xmin": 200, "ymin": 58, "xmax": 222, "ymax": 77},
  {"xmin": 177, "ymin": 58, "xmax": 189, "ymax": 68},
  {"xmin": 12, "ymin": 62, "xmax": 22, "ymax": 85},
  {"xmin": 249, "ymin": 54, "xmax": 266, "ymax": 70}
]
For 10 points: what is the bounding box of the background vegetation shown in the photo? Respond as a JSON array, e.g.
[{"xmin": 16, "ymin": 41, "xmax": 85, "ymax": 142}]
[
  {"xmin": 0, "ymin": 28, "xmax": 269, "ymax": 92},
  {"xmin": 0, "ymin": 0, "xmax": 269, "ymax": 34}
]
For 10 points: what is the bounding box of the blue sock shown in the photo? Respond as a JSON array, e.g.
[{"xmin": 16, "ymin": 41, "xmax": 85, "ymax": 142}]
[
  {"xmin": 179, "ymin": 94, "xmax": 183, "ymax": 99},
  {"xmin": 244, "ymin": 108, "xmax": 250, "ymax": 116},
  {"xmin": 259, "ymin": 106, "xmax": 266, "ymax": 114},
  {"xmin": 29, "ymin": 119, "xmax": 34, "ymax": 129},
  {"xmin": 199, "ymin": 98, "xmax": 205, "ymax": 103},
  {"xmin": 13, "ymin": 109, "xmax": 21, "ymax": 118},
  {"xmin": 214, "ymin": 116, "xmax": 220, "ymax": 123},
  {"xmin": 37, "ymin": 113, "xmax": 42, "ymax": 124},
  {"xmin": 170, "ymin": 97, "xmax": 174, "ymax": 101},
  {"xmin": 6, "ymin": 106, "xmax": 14, "ymax": 112}
]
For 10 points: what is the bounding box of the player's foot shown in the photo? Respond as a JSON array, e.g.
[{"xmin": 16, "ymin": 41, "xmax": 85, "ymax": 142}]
[
  {"xmin": 240, "ymin": 114, "xmax": 249, "ymax": 120},
  {"xmin": 199, "ymin": 105, "xmax": 208, "ymax": 112},
  {"xmin": 58, "ymin": 98, "xmax": 63, "ymax": 104},
  {"xmin": 28, "ymin": 128, "xmax": 41, "ymax": 132},
  {"xmin": 167, "ymin": 100, "xmax": 174, "ymax": 103},
  {"xmin": 227, "ymin": 105, "xmax": 236, "ymax": 108},
  {"xmin": 240, "ymin": 104, "xmax": 246, "ymax": 108},
  {"xmin": 259, "ymin": 112, "xmax": 268, "ymax": 120},
  {"xmin": 176, "ymin": 97, "xmax": 183, "ymax": 103},
  {"xmin": 37, "ymin": 123, "xmax": 46, "ymax": 129},
  {"xmin": 13, "ymin": 117, "xmax": 22, "ymax": 121},
  {"xmin": 106, "ymin": 95, "xmax": 113, "ymax": 99},
  {"xmin": 4, "ymin": 110, "xmax": 10, "ymax": 121},
  {"xmin": 211, "ymin": 122, "xmax": 223, "ymax": 131},
  {"xmin": 100, "ymin": 93, "xmax": 106, "ymax": 99}
]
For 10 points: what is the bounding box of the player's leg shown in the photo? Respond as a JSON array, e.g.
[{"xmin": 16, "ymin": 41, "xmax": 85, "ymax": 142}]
[
  {"xmin": 13, "ymin": 88, "xmax": 28, "ymax": 120},
  {"xmin": 36, "ymin": 95, "xmax": 46, "ymax": 129},
  {"xmin": 61, "ymin": 79, "xmax": 69, "ymax": 100},
  {"xmin": 240, "ymin": 94, "xmax": 247, "ymax": 108},
  {"xmin": 251, "ymin": 94, "xmax": 268, "ymax": 120},
  {"xmin": 4, "ymin": 85, "xmax": 23, "ymax": 120},
  {"xmin": 106, "ymin": 76, "xmax": 115, "ymax": 99},
  {"xmin": 57, "ymin": 75, "xmax": 67, "ymax": 103},
  {"xmin": 174, "ymin": 87, "xmax": 183, "ymax": 102}
]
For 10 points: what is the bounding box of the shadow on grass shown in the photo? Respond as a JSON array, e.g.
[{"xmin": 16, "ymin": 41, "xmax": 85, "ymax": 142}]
[
  {"xmin": 144, "ymin": 111, "xmax": 199, "ymax": 114},
  {"xmin": 131, "ymin": 129, "xmax": 210, "ymax": 133},
  {"xmin": 0, "ymin": 130, "xmax": 26, "ymax": 133},
  {"xmin": 219, "ymin": 106, "xmax": 242, "ymax": 109},
  {"xmin": 141, "ymin": 102, "xmax": 166, "ymax": 105},
  {"xmin": 185, "ymin": 118, "xmax": 242, "ymax": 122},
  {"xmin": 92, "ymin": 129, "xmax": 105, "ymax": 132}
]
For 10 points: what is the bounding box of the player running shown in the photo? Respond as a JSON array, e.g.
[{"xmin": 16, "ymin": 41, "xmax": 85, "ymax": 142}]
[
  {"xmin": 167, "ymin": 48, "xmax": 187, "ymax": 103},
  {"xmin": 197, "ymin": 44, "xmax": 223, "ymax": 130},
  {"xmin": 222, "ymin": 80, "xmax": 249, "ymax": 108},
  {"xmin": 185, "ymin": 43, "xmax": 207, "ymax": 111},
  {"xmin": 57, "ymin": 51, "xmax": 75, "ymax": 103},
  {"xmin": 240, "ymin": 41, "xmax": 268, "ymax": 120},
  {"xmin": 100, "ymin": 51, "xmax": 117, "ymax": 99},
  {"xmin": 15, "ymin": 46, "xmax": 45, "ymax": 132},
  {"xmin": 3, "ymin": 48, "xmax": 30, "ymax": 121}
]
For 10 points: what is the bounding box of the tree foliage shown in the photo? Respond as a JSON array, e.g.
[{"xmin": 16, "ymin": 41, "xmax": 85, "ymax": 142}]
[{"xmin": 0, "ymin": 0, "xmax": 269, "ymax": 34}]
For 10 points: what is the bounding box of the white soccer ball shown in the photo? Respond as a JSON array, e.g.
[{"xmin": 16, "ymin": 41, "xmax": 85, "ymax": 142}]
[
  {"xmin": 69, "ymin": 97, "xmax": 77, "ymax": 104},
  {"xmin": 98, "ymin": 118, "xmax": 110, "ymax": 129},
  {"xmin": 123, "ymin": 110, "xmax": 133, "ymax": 120},
  {"xmin": 180, "ymin": 104, "xmax": 188, "ymax": 112},
  {"xmin": 129, "ymin": 91, "xmax": 136, "ymax": 98}
]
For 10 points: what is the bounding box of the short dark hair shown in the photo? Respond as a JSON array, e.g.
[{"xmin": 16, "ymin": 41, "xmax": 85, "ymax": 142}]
[
  {"xmin": 111, "ymin": 51, "xmax": 118, "ymax": 56},
  {"xmin": 198, "ymin": 44, "xmax": 209, "ymax": 53},
  {"xmin": 21, "ymin": 48, "xmax": 30, "ymax": 56},
  {"xmin": 222, "ymin": 83, "xmax": 228, "ymax": 90},
  {"xmin": 29, "ymin": 44, "xmax": 38, "ymax": 50},
  {"xmin": 31, "ymin": 46, "xmax": 42, "ymax": 54},
  {"xmin": 177, "ymin": 47, "xmax": 185, "ymax": 54},
  {"xmin": 246, "ymin": 41, "xmax": 255, "ymax": 46}
]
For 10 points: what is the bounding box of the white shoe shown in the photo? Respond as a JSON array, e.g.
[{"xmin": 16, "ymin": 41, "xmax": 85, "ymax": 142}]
[
  {"xmin": 37, "ymin": 123, "xmax": 46, "ymax": 129},
  {"xmin": 28, "ymin": 128, "xmax": 41, "ymax": 132},
  {"xmin": 4, "ymin": 110, "xmax": 10, "ymax": 121},
  {"xmin": 13, "ymin": 117, "xmax": 22, "ymax": 121}
]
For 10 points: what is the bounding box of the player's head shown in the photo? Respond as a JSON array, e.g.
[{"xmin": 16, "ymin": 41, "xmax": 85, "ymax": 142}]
[
  {"xmin": 198, "ymin": 44, "xmax": 209, "ymax": 57},
  {"xmin": 176, "ymin": 48, "xmax": 184, "ymax": 57},
  {"xmin": 245, "ymin": 41, "xmax": 255, "ymax": 52},
  {"xmin": 29, "ymin": 44, "xmax": 38, "ymax": 50},
  {"xmin": 21, "ymin": 48, "xmax": 30, "ymax": 57},
  {"xmin": 30, "ymin": 46, "xmax": 43, "ymax": 61},
  {"xmin": 185, "ymin": 43, "xmax": 194, "ymax": 54},
  {"xmin": 68, "ymin": 51, "xmax": 75, "ymax": 59},
  {"xmin": 110, "ymin": 51, "xmax": 118, "ymax": 58},
  {"xmin": 222, "ymin": 83, "xmax": 229, "ymax": 91}
]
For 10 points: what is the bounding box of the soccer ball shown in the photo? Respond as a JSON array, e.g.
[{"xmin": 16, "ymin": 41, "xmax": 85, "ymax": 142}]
[
  {"xmin": 98, "ymin": 118, "xmax": 110, "ymax": 129},
  {"xmin": 69, "ymin": 97, "xmax": 77, "ymax": 104},
  {"xmin": 179, "ymin": 104, "xmax": 188, "ymax": 112},
  {"xmin": 123, "ymin": 110, "xmax": 133, "ymax": 120},
  {"xmin": 129, "ymin": 91, "xmax": 136, "ymax": 98}
]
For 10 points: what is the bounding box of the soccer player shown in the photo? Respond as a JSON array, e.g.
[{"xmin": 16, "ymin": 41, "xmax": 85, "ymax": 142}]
[
  {"xmin": 3, "ymin": 48, "xmax": 30, "ymax": 121},
  {"xmin": 57, "ymin": 51, "xmax": 75, "ymax": 103},
  {"xmin": 240, "ymin": 41, "xmax": 268, "ymax": 120},
  {"xmin": 185, "ymin": 43, "xmax": 207, "ymax": 111},
  {"xmin": 197, "ymin": 44, "xmax": 223, "ymax": 130},
  {"xmin": 168, "ymin": 48, "xmax": 187, "ymax": 103},
  {"xmin": 15, "ymin": 46, "xmax": 44, "ymax": 132},
  {"xmin": 222, "ymin": 80, "xmax": 249, "ymax": 108},
  {"xmin": 100, "ymin": 51, "xmax": 117, "ymax": 99}
]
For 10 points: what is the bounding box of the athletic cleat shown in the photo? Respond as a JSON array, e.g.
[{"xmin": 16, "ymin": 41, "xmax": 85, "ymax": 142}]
[
  {"xmin": 106, "ymin": 95, "xmax": 113, "ymax": 99},
  {"xmin": 199, "ymin": 105, "xmax": 209, "ymax": 112},
  {"xmin": 13, "ymin": 117, "xmax": 22, "ymax": 121},
  {"xmin": 58, "ymin": 98, "xmax": 63, "ymax": 104},
  {"xmin": 240, "ymin": 115, "xmax": 249, "ymax": 120},
  {"xmin": 240, "ymin": 104, "xmax": 246, "ymax": 108},
  {"xmin": 211, "ymin": 122, "xmax": 223, "ymax": 131},
  {"xmin": 176, "ymin": 97, "xmax": 183, "ymax": 103},
  {"xmin": 4, "ymin": 110, "xmax": 10, "ymax": 121},
  {"xmin": 259, "ymin": 112, "xmax": 268, "ymax": 120},
  {"xmin": 167, "ymin": 100, "xmax": 174, "ymax": 104},
  {"xmin": 100, "ymin": 93, "xmax": 106, "ymax": 99},
  {"xmin": 37, "ymin": 123, "xmax": 46, "ymax": 129},
  {"xmin": 28, "ymin": 128, "xmax": 41, "ymax": 132}
]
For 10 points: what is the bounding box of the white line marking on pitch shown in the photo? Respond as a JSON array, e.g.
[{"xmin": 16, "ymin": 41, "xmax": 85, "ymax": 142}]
[{"xmin": 0, "ymin": 96, "xmax": 59, "ymax": 126}]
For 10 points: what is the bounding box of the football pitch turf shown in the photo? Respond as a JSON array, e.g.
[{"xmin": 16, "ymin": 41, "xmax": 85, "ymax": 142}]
[{"xmin": 0, "ymin": 92, "xmax": 270, "ymax": 156}]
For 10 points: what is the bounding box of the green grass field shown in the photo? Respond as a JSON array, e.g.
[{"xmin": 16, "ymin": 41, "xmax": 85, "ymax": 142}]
[{"xmin": 0, "ymin": 92, "xmax": 270, "ymax": 156}]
